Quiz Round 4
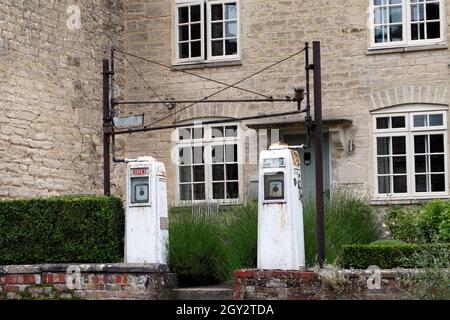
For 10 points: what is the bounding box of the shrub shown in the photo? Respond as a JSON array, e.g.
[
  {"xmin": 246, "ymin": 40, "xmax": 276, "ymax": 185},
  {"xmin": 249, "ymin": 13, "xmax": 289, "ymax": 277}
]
[
  {"xmin": 340, "ymin": 243, "xmax": 450, "ymax": 269},
  {"xmin": 168, "ymin": 208, "xmax": 228, "ymax": 286},
  {"xmin": 0, "ymin": 196, "xmax": 124, "ymax": 264},
  {"xmin": 304, "ymin": 189, "xmax": 382, "ymax": 266},
  {"xmin": 385, "ymin": 200, "xmax": 450, "ymax": 243},
  {"xmin": 385, "ymin": 206, "xmax": 421, "ymax": 243},
  {"xmin": 370, "ymin": 239, "xmax": 407, "ymax": 246}
]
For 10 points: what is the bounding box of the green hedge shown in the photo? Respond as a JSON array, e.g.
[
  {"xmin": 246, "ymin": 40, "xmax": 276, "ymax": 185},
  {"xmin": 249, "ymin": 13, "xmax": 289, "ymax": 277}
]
[
  {"xmin": 0, "ymin": 196, "xmax": 125, "ymax": 264},
  {"xmin": 340, "ymin": 243, "xmax": 450, "ymax": 269}
]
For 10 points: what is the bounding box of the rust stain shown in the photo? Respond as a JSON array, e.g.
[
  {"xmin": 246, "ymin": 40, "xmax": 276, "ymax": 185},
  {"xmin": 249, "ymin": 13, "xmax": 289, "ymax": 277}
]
[
  {"xmin": 160, "ymin": 217, "xmax": 169, "ymax": 230},
  {"xmin": 291, "ymin": 150, "xmax": 300, "ymax": 168}
]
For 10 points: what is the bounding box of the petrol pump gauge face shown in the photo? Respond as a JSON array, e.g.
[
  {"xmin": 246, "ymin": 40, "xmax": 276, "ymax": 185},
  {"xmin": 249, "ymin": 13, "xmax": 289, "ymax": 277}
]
[
  {"xmin": 264, "ymin": 172, "xmax": 285, "ymax": 200},
  {"xmin": 130, "ymin": 177, "xmax": 149, "ymax": 204}
]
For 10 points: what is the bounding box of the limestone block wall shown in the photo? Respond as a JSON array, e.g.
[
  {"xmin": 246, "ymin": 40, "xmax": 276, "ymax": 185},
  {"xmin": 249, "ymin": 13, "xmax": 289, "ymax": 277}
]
[{"xmin": 0, "ymin": 0, "xmax": 125, "ymax": 199}]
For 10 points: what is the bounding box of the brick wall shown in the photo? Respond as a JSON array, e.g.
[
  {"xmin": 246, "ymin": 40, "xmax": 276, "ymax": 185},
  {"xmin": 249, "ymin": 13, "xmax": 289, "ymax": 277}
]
[
  {"xmin": 233, "ymin": 269, "xmax": 412, "ymax": 300},
  {"xmin": 0, "ymin": 0, "xmax": 125, "ymax": 199},
  {"xmin": 0, "ymin": 264, "xmax": 177, "ymax": 300}
]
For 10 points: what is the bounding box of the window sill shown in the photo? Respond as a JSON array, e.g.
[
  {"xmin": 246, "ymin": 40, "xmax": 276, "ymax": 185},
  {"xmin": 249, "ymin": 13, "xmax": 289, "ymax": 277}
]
[
  {"xmin": 370, "ymin": 195, "xmax": 450, "ymax": 206},
  {"xmin": 172, "ymin": 60, "xmax": 242, "ymax": 71},
  {"xmin": 366, "ymin": 43, "xmax": 448, "ymax": 55}
]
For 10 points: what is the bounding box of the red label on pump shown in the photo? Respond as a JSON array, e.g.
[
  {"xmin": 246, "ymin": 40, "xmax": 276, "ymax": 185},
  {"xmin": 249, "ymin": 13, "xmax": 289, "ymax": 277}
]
[{"xmin": 131, "ymin": 168, "xmax": 148, "ymax": 176}]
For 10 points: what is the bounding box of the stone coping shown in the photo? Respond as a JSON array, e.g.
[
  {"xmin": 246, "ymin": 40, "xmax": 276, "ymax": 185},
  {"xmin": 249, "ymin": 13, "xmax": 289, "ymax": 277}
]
[{"xmin": 0, "ymin": 263, "xmax": 170, "ymax": 274}]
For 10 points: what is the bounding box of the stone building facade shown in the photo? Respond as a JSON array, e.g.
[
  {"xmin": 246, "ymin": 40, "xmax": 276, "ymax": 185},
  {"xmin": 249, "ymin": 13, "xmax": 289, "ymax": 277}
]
[
  {"xmin": 2, "ymin": 0, "xmax": 450, "ymax": 206},
  {"xmin": 0, "ymin": 0, "xmax": 124, "ymax": 198}
]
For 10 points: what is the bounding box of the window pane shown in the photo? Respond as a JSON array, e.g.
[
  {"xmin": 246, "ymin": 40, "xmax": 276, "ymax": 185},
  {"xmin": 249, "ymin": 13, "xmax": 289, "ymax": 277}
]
[
  {"xmin": 377, "ymin": 137, "xmax": 390, "ymax": 155},
  {"xmin": 191, "ymin": 41, "xmax": 201, "ymax": 58},
  {"xmin": 427, "ymin": 22, "xmax": 440, "ymax": 39},
  {"xmin": 213, "ymin": 164, "xmax": 225, "ymax": 181},
  {"xmin": 179, "ymin": 166, "xmax": 191, "ymax": 183},
  {"xmin": 414, "ymin": 135, "xmax": 427, "ymax": 153},
  {"xmin": 390, "ymin": 25, "xmax": 403, "ymax": 42},
  {"xmin": 212, "ymin": 145, "xmax": 224, "ymax": 163},
  {"xmin": 374, "ymin": 7, "xmax": 383, "ymax": 25},
  {"xmin": 179, "ymin": 128, "xmax": 191, "ymax": 140},
  {"xmin": 225, "ymin": 126, "xmax": 238, "ymax": 137},
  {"xmin": 411, "ymin": 23, "xmax": 425, "ymax": 40},
  {"xmin": 178, "ymin": 6, "xmax": 189, "ymax": 23},
  {"xmin": 391, "ymin": 116, "xmax": 405, "ymax": 128},
  {"xmin": 213, "ymin": 183, "xmax": 225, "ymax": 199},
  {"xmin": 411, "ymin": 4, "xmax": 424, "ymax": 22},
  {"xmin": 225, "ymin": 39, "xmax": 238, "ymax": 55},
  {"xmin": 179, "ymin": 43, "xmax": 189, "ymax": 59},
  {"xmin": 225, "ymin": 21, "xmax": 237, "ymax": 37},
  {"xmin": 430, "ymin": 155, "xmax": 444, "ymax": 172},
  {"xmin": 414, "ymin": 115, "xmax": 427, "ymax": 127},
  {"xmin": 226, "ymin": 182, "xmax": 239, "ymax": 199},
  {"xmin": 179, "ymin": 26, "xmax": 189, "ymax": 41},
  {"xmin": 377, "ymin": 157, "xmax": 390, "ymax": 174},
  {"xmin": 429, "ymin": 114, "xmax": 443, "ymax": 126},
  {"xmin": 212, "ymin": 22, "xmax": 223, "ymax": 39},
  {"xmin": 191, "ymin": 23, "xmax": 201, "ymax": 40},
  {"xmin": 212, "ymin": 127, "xmax": 224, "ymax": 138},
  {"xmin": 389, "ymin": 0, "xmax": 401, "ymax": 4},
  {"xmin": 225, "ymin": 144, "xmax": 238, "ymax": 162},
  {"xmin": 190, "ymin": 5, "xmax": 201, "ymax": 22},
  {"xmin": 392, "ymin": 136, "xmax": 406, "ymax": 154},
  {"xmin": 415, "ymin": 175, "xmax": 428, "ymax": 192},
  {"xmin": 226, "ymin": 164, "xmax": 238, "ymax": 180},
  {"xmin": 430, "ymin": 134, "xmax": 444, "ymax": 153},
  {"xmin": 389, "ymin": 6, "xmax": 402, "ymax": 24},
  {"xmin": 393, "ymin": 156, "xmax": 407, "ymax": 174},
  {"xmin": 415, "ymin": 155, "xmax": 428, "ymax": 173},
  {"xmin": 431, "ymin": 174, "xmax": 445, "ymax": 192},
  {"xmin": 426, "ymin": 3, "xmax": 440, "ymax": 20},
  {"xmin": 378, "ymin": 176, "xmax": 391, "ymax": 194},
  {"xmin": 192, "ymin": 127, "xmax": 204, "ymax": 139},
  {"xmin": 193, "ymin": 165, "xmax": 205, "ymax": 182},
  {"xmin": 179, "ymin": 147, "xmax": 191, "ymax": 165},
  {"xmin": 374, "ymin": 26, "xmax": 388, "ymax": 43},
  {"xmin": 192, "ymin": 147, "xmax": 204, "ymax": 164},
  {"xmin": 393, "ymin": 175, "xmax": 407, "ymax": 193},
  {"xmin": 376, "ymin": 117, "xmax": 389, "ymax": 129},
  {"xmin": 225, "ymin": 3, "xmax": 237, "ymax": 20},
  {"xmin": 193, "ymin": 184, "xmax": 205, "ymax": 200},
  {"xmin": 212, "ymin": 40, "xmax": 224, "ymax": 56},
  {"xmin": 211, "ymin": 4, "xmax": 223, "ymax": 21},
  {"xmin": 180, "ymin": 184, "xmax": 192, "ymax": 200}
]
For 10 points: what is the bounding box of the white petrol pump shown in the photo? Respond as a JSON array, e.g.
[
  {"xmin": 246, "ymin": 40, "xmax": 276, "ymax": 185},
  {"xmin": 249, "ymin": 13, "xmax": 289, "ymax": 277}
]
[
  {"xmin": 258, "ymin": 143, "xmax": 305, "ymax": 270},
  {"xmin": 125, "ymin": 156, "xmax": 168, "ymax": 264}
]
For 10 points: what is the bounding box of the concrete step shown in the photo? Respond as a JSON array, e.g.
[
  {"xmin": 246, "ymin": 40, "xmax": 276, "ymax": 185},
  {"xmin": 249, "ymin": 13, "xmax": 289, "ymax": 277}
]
[{"xmin": 170, "ymin": 284, "xmax": 234, "ymax": 300}]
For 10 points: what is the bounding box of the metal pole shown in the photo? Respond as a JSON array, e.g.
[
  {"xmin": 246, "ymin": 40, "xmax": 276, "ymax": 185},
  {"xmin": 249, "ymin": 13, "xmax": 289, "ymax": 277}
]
[
  {"xmin": 313, "ymin": 41, "xmax": 325, "ymax": 268},
  {"xmin": 102, "ymin": 59, "xmax": 111, "ymax": 196}
]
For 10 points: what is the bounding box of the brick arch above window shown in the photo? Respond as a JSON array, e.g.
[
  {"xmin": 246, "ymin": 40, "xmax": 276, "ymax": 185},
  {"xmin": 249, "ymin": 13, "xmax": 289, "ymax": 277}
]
[{"xmin": 367, "ymin": 86, "xmax": 448, "ymax": 112}]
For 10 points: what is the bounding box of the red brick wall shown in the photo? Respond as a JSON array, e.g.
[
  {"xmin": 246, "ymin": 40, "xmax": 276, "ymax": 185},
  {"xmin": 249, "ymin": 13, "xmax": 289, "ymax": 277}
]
[
  {"xmin": 234, "ymin": 269, "xmax": 411, "ymax": 300},
  {"xmin": 0, "ymin": 264, "xmax": 177, "ymax": 300}
]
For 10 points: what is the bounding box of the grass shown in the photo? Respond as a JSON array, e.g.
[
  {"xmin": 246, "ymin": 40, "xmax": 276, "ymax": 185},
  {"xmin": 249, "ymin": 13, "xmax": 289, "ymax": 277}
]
[{"xmin": 168, "ymin": 189, "xmax": 382, "ymax": 286}]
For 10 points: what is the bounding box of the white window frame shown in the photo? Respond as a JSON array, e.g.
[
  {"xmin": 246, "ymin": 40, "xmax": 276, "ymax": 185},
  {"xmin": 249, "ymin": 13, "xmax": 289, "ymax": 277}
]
[
  {"xmin": 369, "ymin": 0, "xmax": 446, "ymax": 49},
  {"xmin": 175, "ymin": 122, "xmax": 244, "ymax": 205},
  {"xmin": 174, "ymin": 0, "xmax": 241, "ymax": 65},
  {"xmin": 372, "ymin": 108, "xmax": 448, "ymax": 199}
]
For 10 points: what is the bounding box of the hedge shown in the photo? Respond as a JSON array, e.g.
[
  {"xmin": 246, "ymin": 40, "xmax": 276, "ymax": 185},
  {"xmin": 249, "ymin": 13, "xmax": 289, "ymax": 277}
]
[
  {"xmin": 340, "ymin": 243, "xmax": 450, "ymax": 269},
  {"xmin": 0, "ymin": 196, "xmax": 125, "ymax": 264}
]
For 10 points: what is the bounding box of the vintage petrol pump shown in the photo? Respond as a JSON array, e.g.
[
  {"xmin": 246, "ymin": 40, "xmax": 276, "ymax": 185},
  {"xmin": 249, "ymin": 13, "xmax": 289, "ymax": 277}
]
[
  {"xmin": 258, "ymin": 143, "xmax": 305, "ymax": 270},
  {"xmin": 125, "ymin": 156, "xmax": 169, "ymax": 264}
]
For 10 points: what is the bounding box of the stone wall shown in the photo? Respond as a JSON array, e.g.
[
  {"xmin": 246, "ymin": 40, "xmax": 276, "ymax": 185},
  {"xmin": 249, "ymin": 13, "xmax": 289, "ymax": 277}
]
[
  {"xmin": 0, "ymin": 0, "xmax": 125, "ymax": 199},
  {"xmin": 233, "ymin": 269, "xmax": 412, "ymax": 300},
  {"xmin": 121, "ymin": 0, "xmax": 450, "ymax": 204},
  {"xmin": 0, "ymin": 264, "xmax": 177, "ymax": 300}
]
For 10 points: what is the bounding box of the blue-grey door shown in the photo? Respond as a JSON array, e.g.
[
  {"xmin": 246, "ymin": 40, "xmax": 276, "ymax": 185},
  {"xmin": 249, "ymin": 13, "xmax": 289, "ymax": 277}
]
[{"xmin": 282, "ymin": 133, "xmax": 330, "ymax": 201}]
